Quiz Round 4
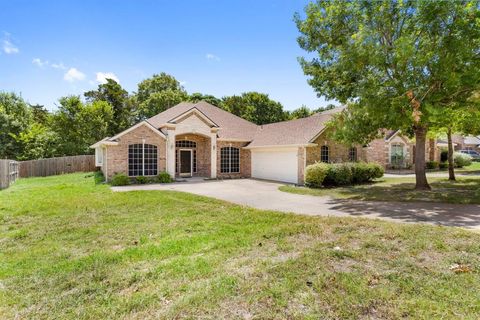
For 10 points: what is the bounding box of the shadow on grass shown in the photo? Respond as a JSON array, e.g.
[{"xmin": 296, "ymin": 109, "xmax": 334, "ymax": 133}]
[{"xmin": 325, "ymin": 178, "xmax": 480, "ymax": 228}]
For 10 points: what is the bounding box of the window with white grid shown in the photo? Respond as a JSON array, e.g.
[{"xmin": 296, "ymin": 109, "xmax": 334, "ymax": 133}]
[
  {"xmin": 321, "ymin": 145, "xmax": 329, "ymax": 163},
  {"xmin": 128, "ymin": 143, "xmax": 157, "ymax": 176},
  {"xmin": 349, "ymin": 147, "xmax": 357, "ymax": 162},
  {"xmin": 220, "ymin": 147, "xmax": 240, "ymax": 173}
]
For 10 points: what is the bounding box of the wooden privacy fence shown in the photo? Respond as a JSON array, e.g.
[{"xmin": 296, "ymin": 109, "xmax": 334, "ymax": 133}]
[
  {"xmin": 0, "ymin": 160, "xmax": 19, "ymax": 189},
  {"xmin": 18, "ymin": 155, "xmax": 95, "ymax": 178}
]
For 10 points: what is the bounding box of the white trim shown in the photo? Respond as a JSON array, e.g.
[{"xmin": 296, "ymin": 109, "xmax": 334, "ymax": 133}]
[
  {"xmin": 179, "ymin": 149, "xmax": 193, "ymax": 177},
  {"xmin": 388, "ymin": 142, "xmax": 407, "ymax": 164},
  {"xmin": 217, "ymin": 138, "xmax": 251, "ymax": 142},
  {"xmin": 109, "ymin": 121, "xmax": 166, "ymax": 141},
  {"xmin": 95, "ymin": 147, "xmax": 103, "ymax": 166},
  {"xmin": 105, "ymin": 147, "xmax": 108, "ymax": 182},
  {"xmin": 244, "ymin": 143, "xmax": 316, "ymax": 150},
  {"xmin": 168, "ymin": 107, "xmax": 219, "ymax": 127},
  {"xmin": 220, "ymin": 146, "xmax": 240, "ymax": 174},
  {"xmin": 127, "ymin": 143, "xmax": 159, "ymax": 177},
  {"xmin": 385, "ymin": 130, "xmax": 404, "ymax": 142},
  {"xmin": 90, "ymin": 139, "xmax": 118, "ymax": 148},
  {"xmin": 308, "ymin": 127, "xmax": 327, "ymax": 143}
]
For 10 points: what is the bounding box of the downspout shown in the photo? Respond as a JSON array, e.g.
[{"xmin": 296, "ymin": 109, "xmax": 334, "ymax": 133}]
[{"xmin": 105, "ymin": 146, "xmax": 108, "ymax": 182}]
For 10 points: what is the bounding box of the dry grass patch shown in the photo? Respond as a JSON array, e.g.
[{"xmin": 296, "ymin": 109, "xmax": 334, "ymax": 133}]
[{"xmin": 1, "ymin": 173, "xmax": 479, "ymax": 319}]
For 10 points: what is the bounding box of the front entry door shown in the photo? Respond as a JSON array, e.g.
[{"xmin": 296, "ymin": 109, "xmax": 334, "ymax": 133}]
[{"xmin": 179, "ymin": 150, "xmax": 192, "ymax": 177}]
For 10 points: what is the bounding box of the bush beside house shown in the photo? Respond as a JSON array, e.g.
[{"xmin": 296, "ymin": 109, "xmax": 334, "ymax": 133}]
[
  {"xmin": 305, "ymin": 162, "xmax": 384, "ymax": 188},
  {"xmin": 454, "ymin": 152, "xmax": 472, "ymax": 168},
  {"xmin": 110, "ymin": 171, "xmax": 173, "ymax": 186}
]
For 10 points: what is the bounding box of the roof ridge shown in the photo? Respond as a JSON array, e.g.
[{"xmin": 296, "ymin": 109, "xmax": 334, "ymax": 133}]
[{"xmin": 257, "ymin": 112, "xmax": 329, "ymax": 128}]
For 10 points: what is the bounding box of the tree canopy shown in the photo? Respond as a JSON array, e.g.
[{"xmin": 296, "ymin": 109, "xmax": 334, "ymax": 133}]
[
  {"xmin": 135, "ymin": 73, "xmax": 188, "ymax": 119},
  {"xmin": 84, "ymin": 79, "xmax": 131, "ymax": 134},
  {"xmin": 221, "ymin": 92, "xmax": 288, "ymax": 125},
  {"xmin": 0, "ymin": 92, "xmax": 32, "ymax": 159},
  {"xmin": 296, "ymin": 0, "xmax": 480, "ymax": 189}
]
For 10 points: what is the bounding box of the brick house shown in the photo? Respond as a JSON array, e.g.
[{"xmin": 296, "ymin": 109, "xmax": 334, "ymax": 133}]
[{"xmin": 91, "ymin": 101, "xmax": 438, "ymax": 185}]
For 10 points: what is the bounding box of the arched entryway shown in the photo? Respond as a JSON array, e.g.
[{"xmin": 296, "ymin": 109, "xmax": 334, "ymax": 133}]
[{"xmin": 175, "ymin": 134, "xmax": 211, "ymax": 178}]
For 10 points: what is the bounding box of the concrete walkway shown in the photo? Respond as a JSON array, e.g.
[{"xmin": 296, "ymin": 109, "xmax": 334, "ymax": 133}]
[{"xmin": 112, "ymin": 179, "xmax": 480, "ymax": 230}]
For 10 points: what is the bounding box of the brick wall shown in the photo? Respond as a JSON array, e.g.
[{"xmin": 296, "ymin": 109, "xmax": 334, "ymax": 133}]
[
  {"xmin": 306, "ymin": 131, "xmax": 366, "ymax": 166},
  {"xmin": 216, "ymin": 141, "xmax": 251, "ymax": 178},
  {"xmin": 175, "ymin": 134, "xmax": 211, "ymax": 177},
  {"xmin": 105, "ymin": 125, "xmax": 167, "ymax": 179}
]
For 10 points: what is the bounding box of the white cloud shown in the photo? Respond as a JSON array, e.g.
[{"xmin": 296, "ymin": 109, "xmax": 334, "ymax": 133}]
[
  {"xmin": 206, "ymin": 53, "xmax": 220, "ymax": 61},
  {"xmin": 64, "ymin": 67, "xmax": 86, "ymax": 82},
  {"xmin": 32, "ymin": 58, "xmax": 48, "ymax": 67},
  {"xmin": 2, "ymin": 32, "xmax": 19, "ymax": 54},
  {"xmin": 179, "ymin": 80, "xmax": 187, "ymax": 86},
  {"xmin": 51, "ymin": 62, "xmax": 66, "ymax": 70},
  {"xmin": 95, "ymin": 72, "xmax": 119, "ymax": 84}
]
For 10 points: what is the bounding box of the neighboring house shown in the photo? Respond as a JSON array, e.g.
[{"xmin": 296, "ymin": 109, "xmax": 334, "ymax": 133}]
[
  {"xmin": 451, "ymin": 134, "xmax": 480, "ymax": 152},
  {"xmin": 91, "ymin": 101, "xmax": 438, "ymax": 184}
]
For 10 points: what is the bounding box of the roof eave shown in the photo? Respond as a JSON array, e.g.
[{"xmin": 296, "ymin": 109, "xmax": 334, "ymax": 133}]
[{"xmin": 244, "ymin": 143, "xmax": 316, "ymax": 149}]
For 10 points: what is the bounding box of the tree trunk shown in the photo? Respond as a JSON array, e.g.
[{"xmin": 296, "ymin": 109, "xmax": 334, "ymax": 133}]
[
  {"xmin": 414, "ymin": 126, "xmax": 431, "ymax": 190},
  {"xmin": 447, "ymin": 128, "xmax": 456, "ymax": 181}
]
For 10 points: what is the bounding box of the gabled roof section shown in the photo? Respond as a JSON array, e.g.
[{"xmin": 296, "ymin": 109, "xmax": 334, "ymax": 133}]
[
  {"xmin": 246, "ymin": 107, "xmax": 344, "ymax": 148},
  {"xmin": 385, "ymin": 130, "xmax": 400, "ymax": 142},
  {"xmin": 167, "ymin": 106, "xmax": 219, "ymax": 127},
  {"xmin": 109, "ymin": 120, "xmax": 166, "ymax": 141},
  {"xmin": 148, "ymin": 101, "xmax": 258, "ymax": 141},
  {"xmin": 90, "ymin": 121, "xmax": 166, "ymax": 149}
]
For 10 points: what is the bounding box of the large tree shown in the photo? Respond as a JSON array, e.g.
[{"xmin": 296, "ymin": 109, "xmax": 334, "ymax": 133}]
[
  {"xmin": 135, "ymin": 73, "xmax": 187, "ymax": 119},
  {"xmin": 51, "ymin": 96, "xmax": 113, "ymax": 156},
  {"xmin": 296, "ymin": 0, "xmax": 480, "ymax": 189},
  {"xmin": 188, "ymin": 92, "xmax": 222, "ymax": 106},
  {"xmin": 289, "ymin": 105, "xmax": 312, "ymax": 119},
  {"xmin": 85, "ymin": 79, "xmax": 131, "ymax": 134},
  {"xmin": 0, "ymin": 92, "xmax": 32, "ymax": 159},
  {"xmin": 221, "ymin": 92, "xmax": 288, "ymax": 124}
]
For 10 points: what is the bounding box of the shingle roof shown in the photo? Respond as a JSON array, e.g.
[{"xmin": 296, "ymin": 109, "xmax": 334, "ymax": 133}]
[
  {"xmin": 464, "ymin": 135, "xmax": 480, "ymax": 145},
  {"xmin": 147, "ymin": 101, "xmax": 258, "ymax": 141},
  {"xmin": 247, "ymin": 107, "xmax": 343, "ymax": 147},
  {"xmin": 144, "ymin": 102, "xmax": 343, "ymax": 147}
]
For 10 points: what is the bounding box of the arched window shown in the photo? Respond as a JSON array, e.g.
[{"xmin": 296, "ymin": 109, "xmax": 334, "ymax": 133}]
[
  {"xmin": 175, "ymin": 140, "xmax": 197, "ymax": 173},
  {"xmin": 221, "ymin": 147, "xmax": 240, "ymax": 173},
  {"xmin": 128, "ymin": 143, "xmax": 157, "ymax": 176},
  {"xmin": 349, "ymin": 147, "xmax": 357, "ymax": 162},
  {"xmin": 320, "ymin": 145, "xmax": 329, "ymax": 163},
  {"xmin": 390, "ymin": 143, "xmax": 404, "ymax": 165}
]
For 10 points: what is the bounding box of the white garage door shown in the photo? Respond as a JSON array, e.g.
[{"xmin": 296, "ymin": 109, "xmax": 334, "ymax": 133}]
[{"xmin": 251, "ymin": 148, "xmax": 299, "ymax": 184}]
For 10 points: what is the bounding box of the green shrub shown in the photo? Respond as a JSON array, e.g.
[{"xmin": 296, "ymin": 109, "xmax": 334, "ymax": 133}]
[
  {"xmin": 156, "ymin": 171, "xmax": 173, "ymax": 183},
  {"xmin": 135, "ymin": 176, "xmax": 148, "ymax": 184},
  {"xmin": 350, "ymin": 162, "xmax": 384, "ymax": 183},
  {"xmin": 323, "ymin": 163, "xmax": 353, "ymax": 186},
  {"xmin": 111, "ymin": 173, "xmax": 130, "ymax": 186},
  {"xmin": 454, "ymin": 152, "xmax": 472, "ymax": 168},
  {"xmin": 439, "ymin": 162, "xmax": 448, "ymax": 169},
  {"xmin": 366, "ymin": 162, "xmax": 384, "ymax": 180},
  {"xmin": 349, "ymin": 162, "xmax": 378, "ymax": 183},
  {"xmin": 426, "ymin": 161, "xmax": 439, "ymax": 169},
  {"xmin": 305, "ymin": 162, "xmax": 329, "ymax": 188},
  {"xmin": 94, "ymin": 171, "xmax": 105, "ymax": 184}
]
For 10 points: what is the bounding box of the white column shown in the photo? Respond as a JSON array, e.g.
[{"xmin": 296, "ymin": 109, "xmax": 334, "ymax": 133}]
[
  {"xmin": 210, "ymin": 131, "xmax": 217, "ymax": 178},
  {"xmin": 166, "ymin": 128, "xmax": 176, "ymax": 178}
]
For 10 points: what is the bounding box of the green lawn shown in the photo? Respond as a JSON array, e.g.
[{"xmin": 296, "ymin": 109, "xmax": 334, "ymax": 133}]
[
  {"xmin": 1, "ymin": 173, "xmax": 480, "ymax": 319},
  {"xmin": 458, "ymin": 161, "xmax": 480, "ymax": 173},
  {"xmin": 280, "ymin": 176, "xmax": 480, "ymax": 204}
]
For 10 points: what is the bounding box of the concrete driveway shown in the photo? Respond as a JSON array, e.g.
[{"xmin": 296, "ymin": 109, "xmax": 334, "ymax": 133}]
[{"xmin": 112, "ymin": 179, "xmax": 480, "ymax": 230}]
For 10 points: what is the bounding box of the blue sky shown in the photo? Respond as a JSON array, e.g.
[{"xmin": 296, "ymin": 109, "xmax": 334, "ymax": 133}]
[{"xmin": 0, "ymin": 0, "xmax": 333, "ymax": 111}]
